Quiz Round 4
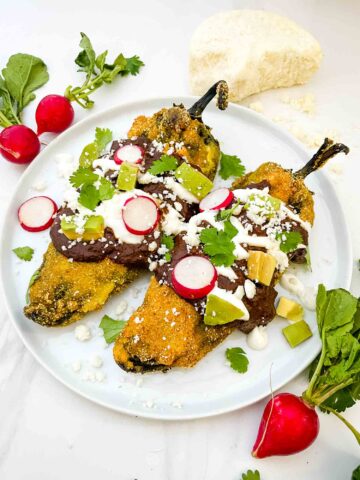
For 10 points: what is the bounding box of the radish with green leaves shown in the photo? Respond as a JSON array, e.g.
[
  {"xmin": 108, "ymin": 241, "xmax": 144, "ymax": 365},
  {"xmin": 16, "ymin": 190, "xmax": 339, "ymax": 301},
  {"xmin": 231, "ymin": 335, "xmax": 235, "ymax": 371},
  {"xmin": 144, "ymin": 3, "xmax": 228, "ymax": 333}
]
[
  {"xmin": 252, "ymin": 285, "xmax": 360, "ymax": 458},
  {"xmin": 0, "ymin": 53, "xmax": 48, "ymax": 163}
]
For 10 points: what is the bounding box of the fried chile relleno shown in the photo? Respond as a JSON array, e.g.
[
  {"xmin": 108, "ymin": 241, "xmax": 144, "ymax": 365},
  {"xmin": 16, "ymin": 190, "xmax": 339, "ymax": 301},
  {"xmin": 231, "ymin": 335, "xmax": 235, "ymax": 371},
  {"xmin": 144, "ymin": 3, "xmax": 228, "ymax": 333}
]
[
  {"xmin": 24, "ymin": 243, "xmax": 140, "ymax": 327},
  {"xmin": 113, "ymin": 140, "xmax": 349, "ymax": 373},
  {"xmin": 24, "ymin": 83, "xmax": 228, "ymax": 328}
]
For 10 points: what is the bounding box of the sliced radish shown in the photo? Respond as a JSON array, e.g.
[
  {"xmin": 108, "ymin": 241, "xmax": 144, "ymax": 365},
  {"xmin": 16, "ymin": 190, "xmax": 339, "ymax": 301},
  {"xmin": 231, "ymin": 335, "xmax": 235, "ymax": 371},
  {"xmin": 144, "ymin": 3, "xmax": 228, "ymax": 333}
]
[
  {"xmin": 114, "ymin": 144, "xmax": 144, "ymax": 165},
  {"xmin": 171, "ymin": 255, "xmax": 217, "ymax": 299},
  {"xmin": 122, "ymin": 195, "xmax": 159, "ymax": 235},
  {"xmin": 199, "ymin": 188, "xmax": 234, "ymax": 212},
  {"xmin": 18, "ymin": 196, "xmax": 58, "ymax": 232}
]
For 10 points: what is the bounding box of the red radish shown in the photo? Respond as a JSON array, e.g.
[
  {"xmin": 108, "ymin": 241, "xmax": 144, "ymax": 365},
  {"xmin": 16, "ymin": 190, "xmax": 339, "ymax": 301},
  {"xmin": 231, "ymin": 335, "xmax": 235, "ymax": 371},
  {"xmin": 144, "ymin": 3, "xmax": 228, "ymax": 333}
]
[
  {"xmin": 199, "ymin": 188, "xmax": 234, "ymax": 212},
  {"xmin": 114, "ymin": 144, "xmax": 144, "ymax": 165},
  {"xmin": 252, "ymin": 393, "xmax": 320, "ymax": 458},
  {"xmin": 171, "ymin": 255, "xmax": 217, "ymax": 299},
  {"xmin": 122, "ymin": 195, "xmax": 159, "ymax": 235},
  {"xmin": 18, "ymin": 196, "xmax": 58, "ymax": 232},
  {"xmin": 0, "ymin": 125, "xmax": 40, "ymax": 164},
  {"xmin": 36, "ymin": 95, "xmax": 74, "ymax": 135}
]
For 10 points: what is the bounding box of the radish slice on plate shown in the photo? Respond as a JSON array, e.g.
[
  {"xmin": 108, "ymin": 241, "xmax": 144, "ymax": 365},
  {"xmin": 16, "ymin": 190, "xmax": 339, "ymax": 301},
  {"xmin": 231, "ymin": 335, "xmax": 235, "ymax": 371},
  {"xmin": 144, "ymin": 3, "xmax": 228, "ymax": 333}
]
[
  {"xmin": 18, "ymin": 196, "xmax": 58, "ymax": 232},
  {"xmin": 114, "ymin": 145, "xmax": 144, "ymax": 165},
  {"xmin": 171, "ymin": 255, "xmax": 217, "ymax": 299},
  {"xmin": 199, "ymin": 188, "xmax": 234, "ymax": 212},
  {"xmin": 122, "ymin": 195, "xmax": 159, "ymax": 235}
]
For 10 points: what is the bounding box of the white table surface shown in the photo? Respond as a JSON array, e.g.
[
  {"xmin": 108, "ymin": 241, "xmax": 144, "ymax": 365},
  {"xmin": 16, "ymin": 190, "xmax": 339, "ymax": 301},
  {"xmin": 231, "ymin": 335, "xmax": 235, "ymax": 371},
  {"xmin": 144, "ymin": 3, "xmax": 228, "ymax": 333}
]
[{"xmin": 1, "ymin": 0, "xmax": 359, "ymax": 478}]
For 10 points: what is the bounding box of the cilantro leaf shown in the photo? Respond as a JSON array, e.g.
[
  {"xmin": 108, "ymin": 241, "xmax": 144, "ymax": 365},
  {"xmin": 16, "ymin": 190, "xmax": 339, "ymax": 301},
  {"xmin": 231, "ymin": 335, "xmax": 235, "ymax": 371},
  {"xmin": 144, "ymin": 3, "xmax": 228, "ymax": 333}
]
[
  {"xmin": 13, "ymin": 246, "xmax": 34, "ymax": 261},
  {"xmin": 276, "ymin": 231, "xmax": 303, "ymax": 253},
  {"xmin": 98, "ymin": 177, "xmax": 115, "ymax": 201},
  {"xmin": 352, "ymin": 465, "xmax": 360, "ymax": 480},
  {"xmin": 70, "ymin": 167, "xmax": 98, "ymax": 188},
  {"xmin": 95, "ymin": 127, "xmax": 112, "ymax": 152},
  {"xmin": 219, "ymin": 152, "xmax": 245, "ymax": 180},
  {"xmin": 226, "ymin": 347, "xmax": 249, "ymax": 374},
  {"xmin": 78, "ymin": 184, "xmax": 100, "ymax": 210},
  {"xmin": 99, "ymin": 315, "xmax": 126, "ymax": 344},
  {"xmin": 122, "ymin": 55, "xmax": 145, "ymax": 76},
  {"xmin": 200, "ymin": 221, "xmax": 237, "ymax": 267},
  {"xmin": 161, "ymin": 234, "xmax": 175, "ymax": 262},
  {"xmin": 242, "ymin": 470, "xmax": 261, "ymax": 480},
  {"xmin": 148, "ymin": 155, "xmax": 178, "ymax": 176}
]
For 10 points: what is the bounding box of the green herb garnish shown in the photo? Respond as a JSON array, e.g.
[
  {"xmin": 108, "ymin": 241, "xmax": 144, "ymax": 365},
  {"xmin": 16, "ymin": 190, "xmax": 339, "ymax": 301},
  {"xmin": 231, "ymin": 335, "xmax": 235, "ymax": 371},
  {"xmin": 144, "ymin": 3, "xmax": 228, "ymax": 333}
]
[
  {"xmin": 148, "ymin": 155, "xmax": 178, "ymax": 176},
  {"xmin": 352, "ymin": 465, "xmax": 360, "ymax": 480},
  {"xmin": 161, "ymin": 234, "xmax": 175, "ymax": 262},
  {"xmin": 242, "ymin": 470, "xmax": 261, "ymax": 480},
  {"xmin": 217, "ymin": 199, "xmax": 241, "ymax": 221},
  {"xmin": 79, "ymin": 127, "xmax": 113, "ymax": 167},
  {"xmin": 13, "ymin": 246, "xmax": 34, "ymax": 261},
  {"xmin": 70, "ymin": 166, "xmax": 115, "ymax": 210},
  {"xmin": 0, "ymin": 54, "xmax": 49, "ymax": 127},
  {"xmin": 200, "ymin": 221, "xmax": 237, "ymax": 267},
  {"xmin": 226, "ymin": 347, "xmax": 249, "ymax": 374},
  {"xmin": 276, "ymin": 231, "xmax": 303, "ymax": 253},
  {"xmin": 219, "ymin": 152, "xmax": 245, "ymax": 180},
  {"xmin": 65, "ymin": 33, "xmax": 144, "ymax": 109},
  {"xmin": 303, "ymin": 285, "xmax": 360, "ymax": 444},
  {"xmin": 99, "ymin": 315, "xmax": 126, "ymax": 344}
]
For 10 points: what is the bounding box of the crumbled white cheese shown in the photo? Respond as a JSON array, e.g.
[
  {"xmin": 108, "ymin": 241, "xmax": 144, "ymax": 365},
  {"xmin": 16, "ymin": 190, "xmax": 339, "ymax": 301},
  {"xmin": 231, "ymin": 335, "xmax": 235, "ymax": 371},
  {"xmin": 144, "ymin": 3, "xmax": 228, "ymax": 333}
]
[
  {"xmin": 74, "ymin": 324, "xmax": 92, "ymax": 342},
  {"xmin": 90, "ymin": 354, "xmax": 103, "ymax": 368},
  {"xmin": 247, "ymin": 326, "xmax": 268, "ymax": 350},
  {"xmin": 32, "ymin": 179, "xmax": 47, "ymax": 191},
  {"xmin": 71, "ymin": 360, "xmax": 82, "ymax": 373},
  {"xmin": 244, "ymin": 279, "xmax": 256, "ymax": 299}
]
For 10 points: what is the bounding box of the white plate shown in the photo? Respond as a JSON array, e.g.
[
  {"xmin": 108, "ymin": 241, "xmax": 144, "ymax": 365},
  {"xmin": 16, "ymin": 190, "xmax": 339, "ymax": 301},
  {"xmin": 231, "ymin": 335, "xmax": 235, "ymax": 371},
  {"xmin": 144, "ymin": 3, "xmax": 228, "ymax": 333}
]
[{"xmin": 0, "ymin": 97, "xmax": 352, "ymax": 420}]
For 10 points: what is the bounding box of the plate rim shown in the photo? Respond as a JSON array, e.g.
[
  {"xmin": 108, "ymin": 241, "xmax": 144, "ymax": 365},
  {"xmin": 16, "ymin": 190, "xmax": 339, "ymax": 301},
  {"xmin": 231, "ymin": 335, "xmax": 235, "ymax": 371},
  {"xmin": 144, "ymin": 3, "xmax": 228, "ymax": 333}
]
[{"xmin": 0, "ymin": 95, "xmax": 353, "ymax": 420}]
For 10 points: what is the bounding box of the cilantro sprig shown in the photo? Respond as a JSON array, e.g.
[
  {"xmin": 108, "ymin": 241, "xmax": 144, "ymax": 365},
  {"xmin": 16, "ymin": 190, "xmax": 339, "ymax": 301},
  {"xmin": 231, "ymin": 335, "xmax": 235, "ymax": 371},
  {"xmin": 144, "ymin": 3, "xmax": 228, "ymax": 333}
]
[
  {"xmin": 241, "ymin": 470, "xmax": 261, "ymax": 480},
  {"xmin": 200, "ymin": 220, "xmax": 237, "ymax": 267},
  {"xmin": 226, "ymin": 347, "xmax": 249, "ymax": 374},
  {"xmin": 70, "ymin": 166, "xmax": 115, "ymax": 210},
  {"xmin": 148, "ymin": 155, "xmax": 178, "ymax": 176},
  {"xmin": 303, "ymin": 285, "xmax": 360, "ymax": 444},
  {"xmin": 219, "ymin": 152, "xmax": 245, "ymax": 180},
  {"xmin": 65, "ymin": 33, "xmax": 144, "ymax": 109},
  {"xmin": 276, "ymin": 231, "xmax": 303, "ymax": 253},
  {"xmin": 99, "ymin": 315, "xmax": 126, "ymax": 344},
  {"xmin": 161, "ymin": 234, "xmax": 175, "ymax": 262},
  {"xmin": 13, "ymin": 246, "xmax": 34, "ymax": 261}
]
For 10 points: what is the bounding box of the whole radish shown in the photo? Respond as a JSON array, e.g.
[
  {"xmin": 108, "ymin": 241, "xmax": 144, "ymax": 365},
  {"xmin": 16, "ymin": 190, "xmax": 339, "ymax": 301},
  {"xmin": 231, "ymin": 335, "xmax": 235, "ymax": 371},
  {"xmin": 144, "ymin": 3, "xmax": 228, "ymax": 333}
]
[
  {"xmin": 36, "ymin": 94, "xmax": 74, "ymax": 135},
  {"xmin": 0, "ymin": 125, "xmax": 40, "ymax": 164},
  {"xmin": 252, "ymin": 393, "xmax": 320, "ymax": 458}
]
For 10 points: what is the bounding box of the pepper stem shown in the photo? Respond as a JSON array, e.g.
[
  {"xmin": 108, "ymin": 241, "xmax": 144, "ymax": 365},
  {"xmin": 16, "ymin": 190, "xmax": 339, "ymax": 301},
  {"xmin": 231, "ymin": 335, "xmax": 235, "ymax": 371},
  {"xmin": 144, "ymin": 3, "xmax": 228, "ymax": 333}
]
[
  {"xmin": 188, "ymin": 80, "xmax": 229, "ymax": 121},
  {"xmin": 294, "ymin": 138, "xmax": 349, "ymax": 179}
]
